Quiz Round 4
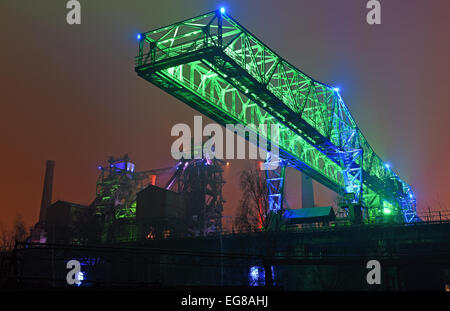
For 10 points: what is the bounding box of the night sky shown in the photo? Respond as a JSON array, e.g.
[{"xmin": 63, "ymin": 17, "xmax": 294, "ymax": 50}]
[{"xmin": 1, "ymin": 0, "xmax": 450, "ymax": 230}]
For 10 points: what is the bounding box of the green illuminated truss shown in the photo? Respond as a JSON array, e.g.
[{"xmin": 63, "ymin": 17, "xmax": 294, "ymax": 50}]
[{"xmin": 135, "ymin": 10, "xmax": 416, "ymax": 223}]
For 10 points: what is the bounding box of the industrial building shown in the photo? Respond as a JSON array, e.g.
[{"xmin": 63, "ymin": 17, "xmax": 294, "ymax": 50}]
[
  {"xmin": 31, "ymin": 153, "xmax": 225, "ymax": 245},
  {"xmin": 2, "ymin": 9, "xmax": 450, "ymax": 291}
]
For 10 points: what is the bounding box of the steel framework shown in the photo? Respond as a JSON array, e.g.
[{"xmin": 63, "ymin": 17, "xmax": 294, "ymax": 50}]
[
  {"xmin": 94, "ymin": 153, "xmax": 225, "ymax": 240},
  {"xmin": 135, "ymin": 10, "xmax": 416, "ymax": 223},
  {"xmin": 172, "ymin": 158, "xmax": 225, "ymax": 236}
]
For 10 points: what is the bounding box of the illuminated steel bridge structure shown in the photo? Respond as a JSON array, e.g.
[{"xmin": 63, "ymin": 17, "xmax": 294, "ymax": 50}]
[{"xmin": 135, "ymin": 9, "xmax": 416, "ymax": 223}]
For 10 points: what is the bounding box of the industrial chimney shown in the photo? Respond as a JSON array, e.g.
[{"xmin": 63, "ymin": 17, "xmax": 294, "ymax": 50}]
[
  {"xmin": 301, "ymin": 173, "xmax": 315, "ymax": 209},
  {"xmin": 38, "ymin": 160, "xmax": 55, "ymax": 224}
]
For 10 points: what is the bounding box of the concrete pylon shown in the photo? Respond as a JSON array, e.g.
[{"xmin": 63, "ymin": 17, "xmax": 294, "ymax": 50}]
[{"xmin": 301, "ymin": 173, "xmax": 314, "ymax": 209}]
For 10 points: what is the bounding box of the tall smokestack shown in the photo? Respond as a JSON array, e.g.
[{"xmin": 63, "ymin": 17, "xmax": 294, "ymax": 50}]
[
  {"xmin": 301, "ymin": 173, "xmax": 315, "ymax": 209},
  {"xmin": 39, "ymin": 160, "xmax": 55, "ymax": 224}
]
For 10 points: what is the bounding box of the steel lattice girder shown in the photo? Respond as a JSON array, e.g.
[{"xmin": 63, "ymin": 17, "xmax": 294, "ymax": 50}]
[
  {"xmin": 263, "ymin": 154, "xmax": 287, "ymax": 213},
  {"xmin": 135, "ymin": 10, "xmax": 416, "ymax": 222}
]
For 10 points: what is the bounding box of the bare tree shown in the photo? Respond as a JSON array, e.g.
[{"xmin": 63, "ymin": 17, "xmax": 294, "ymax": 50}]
[
  {"xmin": 12, "ymin": 214, "xmax": 28, "ymax": 245},
  {"xmin": 234, "ymin": 164, "xmax": 273, "ymax": 232},
  {"xmin": 0, "ymin": 222, "xmax": 12, "ymax": 252},
  {"xmin": 0, "ymin": 214, "xmax": 28, "ymax": 252}
]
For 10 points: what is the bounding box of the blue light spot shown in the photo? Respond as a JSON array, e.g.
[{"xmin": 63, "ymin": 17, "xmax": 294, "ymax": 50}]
[
  {"xmin": 137, "ymin": 34, "xmax": 142, "ymax": 40},
  {"xmin": 385, "ymin": 163, "xmax": 390, "ymax": 169},
  {"xmin": 333, "ymin": 87, "xmax": 340, "ymax": 92},
  {"xmin": 76, "ymin": 272, "xmax": 84, "ymax": 286},
  {"xmin": 249, "ymin": 265, "xmax": 275, "ymax": 286},
  {"xmin": 220, "ymin": 7, "xmax": 226, "ymax": 14},
  {"xmin": 250, "ymin": 266, "xmax": 259, "ymax": 280}
]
